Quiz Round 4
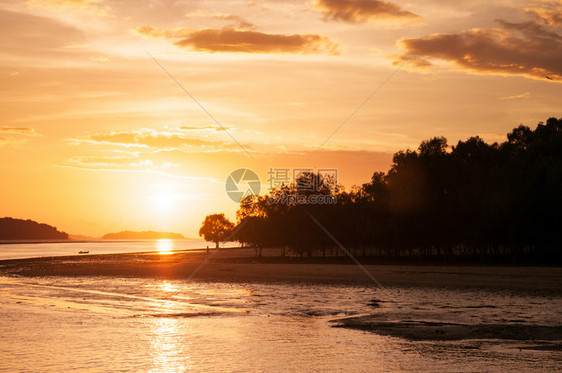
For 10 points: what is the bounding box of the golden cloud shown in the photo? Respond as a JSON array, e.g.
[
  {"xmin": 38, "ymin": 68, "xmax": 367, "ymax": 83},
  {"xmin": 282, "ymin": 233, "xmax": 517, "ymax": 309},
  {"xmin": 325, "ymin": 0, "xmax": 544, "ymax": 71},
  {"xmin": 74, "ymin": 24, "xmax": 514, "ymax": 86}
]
[
  {"xmin": 0, "ymin": 137, "xmax": 27, "ymax": 148},
  {"xmin": 63, "ymin": 155, "xmax": 180, "ymax": 171},
  {"xmin": 498, "ymin": 92, "xmax": 531, "ymax": 100},
  {"xmin": 395, "ymin": 19, "xmax": 562, "ymax": 81},
  {"xmin": 313, "ymin": 0, "xmax": 420, "ymax": 23},
  {"xmin": 212, "ymin": 14, "xmax": 255, "ymax": 30},
  {"xmin": 525, "ymin": 2, "xmax": 562, "ymax": 27},
  {"xmin": 134, "ymin": 26, "xmax": 339, "ymax": 55},
  {"xmin": 178, "ymin": 126, "xmax": 227, "ymax": 132},
  {"xmin": 0, "ymin": 127, "xmax": 40, "ymax": 136},
  {"xmin": 69, "ymin": 129, "xmax": 222, "ymax": 149},
  {"xmin": 60, "ymin": 147, "xmax": 393, "ymax": 187}
]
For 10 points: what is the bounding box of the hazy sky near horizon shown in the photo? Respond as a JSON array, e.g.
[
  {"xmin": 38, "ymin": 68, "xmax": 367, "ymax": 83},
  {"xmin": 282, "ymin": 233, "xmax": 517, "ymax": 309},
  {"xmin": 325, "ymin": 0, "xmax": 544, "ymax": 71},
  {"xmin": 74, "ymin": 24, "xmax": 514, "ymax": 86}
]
[{"xmin": 1, "ymin": 0, "xmax": 560, "ymax": 237}]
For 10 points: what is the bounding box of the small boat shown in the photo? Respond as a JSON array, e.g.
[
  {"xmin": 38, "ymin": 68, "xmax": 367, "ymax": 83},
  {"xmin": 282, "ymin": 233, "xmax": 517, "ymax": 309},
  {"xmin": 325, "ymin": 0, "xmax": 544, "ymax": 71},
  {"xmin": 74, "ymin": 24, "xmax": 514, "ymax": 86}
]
[{"xmin": 78, "ymin": 251, "xmax": 89, "ymax": 254}]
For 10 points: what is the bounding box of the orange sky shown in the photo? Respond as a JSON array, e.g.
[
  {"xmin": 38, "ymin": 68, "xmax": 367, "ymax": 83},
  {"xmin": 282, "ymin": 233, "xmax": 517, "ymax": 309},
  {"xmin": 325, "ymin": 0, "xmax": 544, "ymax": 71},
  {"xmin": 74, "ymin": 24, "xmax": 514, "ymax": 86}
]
[{"xmin": 1, "ymin": 0, "xmax": 560, "ymax": 237}]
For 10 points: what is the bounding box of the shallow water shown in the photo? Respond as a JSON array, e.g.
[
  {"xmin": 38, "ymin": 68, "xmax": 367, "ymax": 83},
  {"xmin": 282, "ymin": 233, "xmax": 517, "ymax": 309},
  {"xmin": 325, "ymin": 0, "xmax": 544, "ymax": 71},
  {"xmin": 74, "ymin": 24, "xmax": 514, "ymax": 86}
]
[{"xmin": 0, "ymin": 276, "xmax": 561, "ymax": 372}]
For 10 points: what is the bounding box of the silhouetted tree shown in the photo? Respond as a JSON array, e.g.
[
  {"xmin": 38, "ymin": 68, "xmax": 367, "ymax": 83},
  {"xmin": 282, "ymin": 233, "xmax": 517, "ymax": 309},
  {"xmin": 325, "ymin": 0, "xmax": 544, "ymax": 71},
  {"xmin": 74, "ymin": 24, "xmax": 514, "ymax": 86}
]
[
  {"xmin": 199, "ymin": 214, "xmax": 234, "ymax": 252},
  {"xmin": 227, "ymin": 117, "xmax": 562, "ymax": 264}
]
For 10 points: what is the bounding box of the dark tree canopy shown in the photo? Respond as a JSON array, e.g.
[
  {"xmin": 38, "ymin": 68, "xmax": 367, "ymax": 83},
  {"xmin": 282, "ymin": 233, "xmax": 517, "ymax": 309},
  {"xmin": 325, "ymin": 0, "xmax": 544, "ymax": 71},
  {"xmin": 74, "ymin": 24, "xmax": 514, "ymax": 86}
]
[
  {"xmin": 199, "ymin": 213, "xmax": 235, "ymax": 250},
  {"xmin": 231, "ymin": 117, "xmax": 562, "ymax": 264}
]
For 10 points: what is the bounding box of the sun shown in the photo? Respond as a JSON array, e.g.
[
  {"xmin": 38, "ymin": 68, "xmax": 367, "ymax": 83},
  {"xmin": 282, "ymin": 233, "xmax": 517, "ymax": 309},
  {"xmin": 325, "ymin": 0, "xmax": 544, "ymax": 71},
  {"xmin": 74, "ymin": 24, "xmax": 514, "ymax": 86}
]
[
  {"xmin": 150, "ymin": 193, "xmax": 175, "ymax": 209},
  {"xmin": 148, "ymin": 182, "xmax": 177, "ymax": 210}
]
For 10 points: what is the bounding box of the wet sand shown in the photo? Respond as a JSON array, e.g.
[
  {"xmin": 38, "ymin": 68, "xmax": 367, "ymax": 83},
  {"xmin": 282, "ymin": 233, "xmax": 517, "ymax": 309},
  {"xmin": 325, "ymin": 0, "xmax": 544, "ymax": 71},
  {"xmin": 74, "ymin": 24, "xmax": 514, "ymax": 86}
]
[
  {"xmin": 332, "ymin": 314, "xmax": 562, "ymax": 347},
  {"xmin": 1, "ymin": 247, "xmax": 561, "ymax": 347},
  {"xmin": 0, "ymin": 247, "xmax": 560, "ymax": 290}
]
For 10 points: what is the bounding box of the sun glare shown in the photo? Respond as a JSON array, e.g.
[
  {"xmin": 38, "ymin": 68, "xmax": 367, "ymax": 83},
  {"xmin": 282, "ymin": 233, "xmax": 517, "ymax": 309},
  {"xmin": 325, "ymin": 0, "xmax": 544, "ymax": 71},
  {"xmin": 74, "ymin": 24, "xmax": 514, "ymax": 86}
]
[
  {"xmin": 148, "ymin": 182, "xmax": 176, "ymax": 210},
  {"xmin": 156, "ymin": 239, "xmax": 174, "ymax": 255},
  {"xmin": 150, "ymin": 193, "xmax": 175, "ymax": 209}
]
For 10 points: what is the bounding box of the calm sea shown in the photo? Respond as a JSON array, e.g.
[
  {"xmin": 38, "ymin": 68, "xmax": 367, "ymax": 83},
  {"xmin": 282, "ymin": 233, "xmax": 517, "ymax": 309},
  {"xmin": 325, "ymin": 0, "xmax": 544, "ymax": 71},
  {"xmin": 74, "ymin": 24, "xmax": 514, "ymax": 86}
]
[{"xmin": 0, "ymin": 239, "xmax": 237, "ymax": 261}]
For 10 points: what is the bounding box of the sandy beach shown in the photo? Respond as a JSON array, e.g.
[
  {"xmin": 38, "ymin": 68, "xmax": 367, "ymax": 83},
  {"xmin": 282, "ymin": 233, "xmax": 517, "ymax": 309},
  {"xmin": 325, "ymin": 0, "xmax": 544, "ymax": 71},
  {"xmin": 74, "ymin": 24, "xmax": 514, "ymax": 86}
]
[
  {"xmin": 1, "ymin": 247, "xmax": 561, "ymax": 291},
  {"xmin": 1, "ymin": 246, "xmax": 561, "ymax": 367}
]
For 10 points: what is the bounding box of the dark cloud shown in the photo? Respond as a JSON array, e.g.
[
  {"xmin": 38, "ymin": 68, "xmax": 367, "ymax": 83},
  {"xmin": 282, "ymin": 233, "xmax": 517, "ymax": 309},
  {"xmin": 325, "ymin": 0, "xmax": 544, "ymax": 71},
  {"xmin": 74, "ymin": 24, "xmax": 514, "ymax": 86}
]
[
  {"xmin": 135, "ymin": 26, "xmax": 339, "ymax": 55},
  {"xmin": 395, "ymin": 18, "xmax": 562, "ymax": 81},
  {"xmin": 314, "ymin": 0, "xmax": 420, "ymax": 24}
]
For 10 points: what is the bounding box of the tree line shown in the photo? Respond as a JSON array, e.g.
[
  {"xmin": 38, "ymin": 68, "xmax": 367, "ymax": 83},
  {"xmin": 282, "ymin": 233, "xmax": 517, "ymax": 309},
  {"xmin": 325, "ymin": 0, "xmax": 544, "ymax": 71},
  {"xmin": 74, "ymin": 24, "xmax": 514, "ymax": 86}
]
[{"xmin": 200, "ymin": 117, "xmax": 562, "ymax": 264}]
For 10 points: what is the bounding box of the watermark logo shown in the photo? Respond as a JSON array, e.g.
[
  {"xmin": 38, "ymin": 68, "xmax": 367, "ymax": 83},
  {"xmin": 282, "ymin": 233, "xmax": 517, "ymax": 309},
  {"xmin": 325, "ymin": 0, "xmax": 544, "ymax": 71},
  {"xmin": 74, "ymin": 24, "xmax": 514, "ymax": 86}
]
[
  {"xmin": 226, "ymin": 167, "xmax": 338, "ymax": 205},
  {"xmin": 267, "ymin": 168, "xmax": 338, "ymax": 192},
  {"xmin": 267, "ymin": 167, "xmax": 338, "ymax": 205},
  {"xmin": 225, "ymin": 168, "xmax": 261, "ymax": 203},
  {"xmin": 266, "ymin": 193, "xmax": 338, "ymax": 205}
]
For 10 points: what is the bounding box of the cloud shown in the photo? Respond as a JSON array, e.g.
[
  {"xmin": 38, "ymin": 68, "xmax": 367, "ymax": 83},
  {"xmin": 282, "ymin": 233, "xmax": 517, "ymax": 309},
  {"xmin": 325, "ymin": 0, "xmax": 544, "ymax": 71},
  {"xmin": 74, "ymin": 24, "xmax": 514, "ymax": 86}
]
[
  {"xmin": 69, "ymin": 128, "xmax": 223, "ymax": 149},
  {"xmin": 313, "ymin": 0, "xmax": 420, "ymax": 24},
  {"xmin": 60, "ymin": 147, "xmax": 393, "ymax": 189},
  {"xmin": 89, "ymin": 56, "xmax": 109, "ymax": 62},
  {"xmin": 0, "ymin": 127, "xmax": 40, "ymax": 136},
  {"xmin": 0, "ymin": 137, "xmax": 27, "ymax": 148},
  {"xmin": 178, "ymin": 126, "xmax": 227, "ymax": 132},
  {"xmin": 391, "ymin": 54, "xmax": 432, "ymax": 71},
  {"xmin": 0, "ymin": 127, "xmax": 39, "ymax": 148},
  {"xmin": 395, "ymin": 18, "xmax": 562, "ymax": 81},
  {"xmin": 185, "ymin": 12, "xmax": 255, "ymax": 30},
  {"xmin": 212, "ymin": 14, "xmax": 255, "ymax": 30},
  {"xmin": 58, "ymin": 150, "xmax": 222, "ymax": 180},
  {"xmin": 63, "ymin": 155, "xmax": 180, "ymax": 171},
  {"xmin": 26, "ymin": 0, "xmax": 111, "ymax": 16},
  {"xmin": 525, "ymin": 3, "xmax": 562, "ymax": 27},
  {"xmin": 134, "ymin": 26, "xmax": 339, "ymax": 55},
  {"xmin": 498, "ymin": 92, "xmax": 531, "ymax": 100}
]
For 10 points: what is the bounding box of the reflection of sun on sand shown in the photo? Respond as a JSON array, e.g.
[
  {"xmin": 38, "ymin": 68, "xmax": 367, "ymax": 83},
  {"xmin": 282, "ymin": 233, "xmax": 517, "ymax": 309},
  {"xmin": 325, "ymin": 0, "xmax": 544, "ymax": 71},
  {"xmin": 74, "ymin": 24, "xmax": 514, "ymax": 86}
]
[{"xmin": 158, "ymin": 281, "xmax": 179, "ymax": 292}]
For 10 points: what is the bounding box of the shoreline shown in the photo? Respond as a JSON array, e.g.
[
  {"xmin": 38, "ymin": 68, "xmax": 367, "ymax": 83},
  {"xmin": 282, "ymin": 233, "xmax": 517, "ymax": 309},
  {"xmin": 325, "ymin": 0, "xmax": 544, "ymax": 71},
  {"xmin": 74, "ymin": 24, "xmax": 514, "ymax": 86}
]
[
  {"xmin": 0, "ymin": 238, "xmax": 200, "ymax": 245},
  {"xmin": 1, "ymin": 247, "xmax": 561, "ymax": 291}
]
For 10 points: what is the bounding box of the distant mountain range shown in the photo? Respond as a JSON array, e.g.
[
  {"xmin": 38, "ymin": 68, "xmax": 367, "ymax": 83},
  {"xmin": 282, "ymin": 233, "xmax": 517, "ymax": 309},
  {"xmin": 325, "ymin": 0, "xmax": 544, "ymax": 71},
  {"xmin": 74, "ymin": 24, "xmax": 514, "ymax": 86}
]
[
  {"xmin": 0, "ymin": 217, "xmax": 69, "ymax": 240},
  {"xmin": 0, "ymin": 217, "xmax": 186, "ymax": 241},
  {"xmin": 102, "ymin": 231, "xmax": 185, "ymax": 239}
]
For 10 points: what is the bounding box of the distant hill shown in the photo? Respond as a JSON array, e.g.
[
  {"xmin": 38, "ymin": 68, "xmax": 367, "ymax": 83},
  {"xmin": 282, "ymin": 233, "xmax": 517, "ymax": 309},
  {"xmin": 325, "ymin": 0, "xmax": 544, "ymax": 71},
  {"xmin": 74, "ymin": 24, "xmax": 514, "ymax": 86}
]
[
  {"xmin": 102, "ymin": 230, "xmax": 185, "ymax": 239},
  {"xmin": 0, "ymin": 217, "xmax": 69, "ymax": 240}
]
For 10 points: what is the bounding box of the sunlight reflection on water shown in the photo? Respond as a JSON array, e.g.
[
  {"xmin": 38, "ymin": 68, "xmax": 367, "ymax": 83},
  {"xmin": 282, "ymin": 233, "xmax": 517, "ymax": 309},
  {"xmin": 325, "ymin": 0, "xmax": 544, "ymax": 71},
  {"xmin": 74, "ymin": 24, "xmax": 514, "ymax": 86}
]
[
  {"xmin": 149, "ymin": 318, "xmax": 191, "ymax": 372},
  {"xmin": 156, "ymin": 239, "xmax": 174, "ymax": 255}
]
